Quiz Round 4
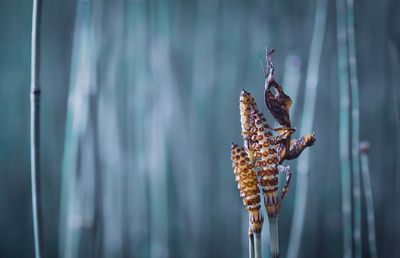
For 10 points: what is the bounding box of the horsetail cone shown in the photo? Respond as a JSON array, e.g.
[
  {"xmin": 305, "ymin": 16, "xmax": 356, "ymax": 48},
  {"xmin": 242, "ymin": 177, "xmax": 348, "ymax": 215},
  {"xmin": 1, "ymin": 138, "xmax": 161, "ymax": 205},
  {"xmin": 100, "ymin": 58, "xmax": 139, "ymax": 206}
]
[
  {"xmin": 248, "ymin": 109, "xmax": 281, "ymax": 218},
  {"xmin": 231, "ymin": 143, "xmax": 264, "ymax": 233},
  {"xmin": 240, "ymin": 89, "xmax": 259, "ymax": 163}
]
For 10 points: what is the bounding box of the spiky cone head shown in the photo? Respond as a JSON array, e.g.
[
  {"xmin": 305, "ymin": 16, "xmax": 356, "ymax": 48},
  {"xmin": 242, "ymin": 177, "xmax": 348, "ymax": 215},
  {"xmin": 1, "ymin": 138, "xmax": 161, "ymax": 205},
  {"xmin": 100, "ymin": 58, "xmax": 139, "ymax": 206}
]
[
  {"xmin": 231, "ymin": 143, "xmax": 263, "ymax": 233},
  {"xmin": 248, "ymin": 109, "xmax": 281, "ymax": 218},
  {"xmin": 239, "ymin": 89, "xmax": 259, "ymax": 162}
]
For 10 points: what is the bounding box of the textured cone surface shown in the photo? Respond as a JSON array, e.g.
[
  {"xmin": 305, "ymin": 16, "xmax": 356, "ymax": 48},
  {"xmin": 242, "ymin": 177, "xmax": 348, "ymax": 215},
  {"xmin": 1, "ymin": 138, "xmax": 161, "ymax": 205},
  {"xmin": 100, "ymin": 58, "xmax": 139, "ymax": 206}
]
[
  {"xmin": 248, "ymin": 108, "xmax": 281, "ymax": 217},
  {"xmin": 239, "ymin": 90, "xmax": 259, "ymax": 162},
  {"xmin": 231, "ymin": 143, "xmax": 263, "ymax": 233}
]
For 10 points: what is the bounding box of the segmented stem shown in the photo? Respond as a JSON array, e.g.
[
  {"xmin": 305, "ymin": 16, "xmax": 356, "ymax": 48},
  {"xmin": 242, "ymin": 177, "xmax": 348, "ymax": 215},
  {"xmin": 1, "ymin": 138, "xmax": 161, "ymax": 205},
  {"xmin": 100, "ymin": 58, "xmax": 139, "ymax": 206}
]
[
  {"xmin": 254, "ymin": 232, "xmax": 262, "ymax": 258},
  {"xmin": 336, "ymin": 0, "xmax": 352, "ymax": 257},
  {"xmin": 360, "ymin": 144, "xmax": 378, "ymax": 258},
  {"xmin": 346, "ymin": 0, "xmax": 362, "ymax": 256},
  {"xmin": 249, "ymin": 231, "xmax": 255, "ymax": 258},
  {"xmin": 287, "ymin": 0, "xmax": 327, "ymax": 256},
  {"xmin": 30, "ymin": 0, "xmax": 44, "ymax": 257},
  {"xmin": 269, "ymin": 217, "xmax": 279, "ymax": 258}
]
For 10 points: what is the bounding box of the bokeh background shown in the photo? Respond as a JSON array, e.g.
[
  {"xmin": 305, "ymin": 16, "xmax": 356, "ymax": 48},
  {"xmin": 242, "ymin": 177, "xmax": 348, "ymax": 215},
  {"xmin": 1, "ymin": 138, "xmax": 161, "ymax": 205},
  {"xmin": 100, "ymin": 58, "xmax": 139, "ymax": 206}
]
[{"xmin": 1, "ymin": 0, "xmax": 399, "ymax": 257}]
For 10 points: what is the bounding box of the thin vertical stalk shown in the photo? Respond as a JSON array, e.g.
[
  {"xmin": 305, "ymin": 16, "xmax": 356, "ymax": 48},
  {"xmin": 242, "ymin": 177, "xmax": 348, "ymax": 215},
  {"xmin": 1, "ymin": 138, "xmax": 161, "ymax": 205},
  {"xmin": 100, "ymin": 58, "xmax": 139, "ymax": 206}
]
[
  {"xmin": 30, "ymin": 0, "xmax": 44, "ymax": 257},
  {"xmin": 188, "ymin": 0, "xmax": 219, "ymax": 256},
  {"xmin": 346, "ymin": 0, "xmax": 361, "ymax": 256},
  {"xmin": 269, "ymin": 217, "xmax": 279, "ymax": 258},
  {"xmin": 254, "ymin": 232, "xmax": 263, "ymax": 258},
  {"xmin": 336, "ymin": 0, "xmax": 352, "ymax": 257},
  {"xmin": 96, "ymin": 1, "xmax": 125, "ymax": 256},
  {"xmin": 388, "ymin": 42, "xmax": 400, "ymax": 258},
  {"xmin": 287, "ymin": 0, "xmax": 327, "ymax": 257},
  {"xmin": 125, "ymin": 0, "xmax": 150, "ymax": 257},
  {"xmin": 249, "ymin": 233, "xmax": 255, "ymax": 258},
  {"xmin": 360, "ymin": 144, "xmax": 378, "ymax": 258}
]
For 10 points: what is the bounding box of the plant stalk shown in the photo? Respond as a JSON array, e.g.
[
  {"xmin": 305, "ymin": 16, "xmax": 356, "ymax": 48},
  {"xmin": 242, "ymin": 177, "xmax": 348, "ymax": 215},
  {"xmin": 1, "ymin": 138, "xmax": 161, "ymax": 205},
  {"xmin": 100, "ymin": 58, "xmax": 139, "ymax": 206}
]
[
  {"xmin": 30, "ymin": 0, "xmax": 44, "ymax": 258},
  {"xmin": 287, "ymin": 0, "xmax": 327, "ymax": 256},
  {"xmin": 360, "ymin": 148, "xmax": 378, "ymax": 258},
  {"xmin": 336, "ymin": 0, "xmax": 353, "ymax": 257},
  {"xmin": 346, "ymin": 0, "xmax": 362, "ymax": 257},
  {"xmin": 249, "ymin": 231, "xmax": 255, "ymax": 258},
  {"xmin": 254, "ymin": 232, "xmax": 262, "ymax": 258},
  {"xmin": 269, "ymin": 217, "xmax": 279, "ymax": 258}
]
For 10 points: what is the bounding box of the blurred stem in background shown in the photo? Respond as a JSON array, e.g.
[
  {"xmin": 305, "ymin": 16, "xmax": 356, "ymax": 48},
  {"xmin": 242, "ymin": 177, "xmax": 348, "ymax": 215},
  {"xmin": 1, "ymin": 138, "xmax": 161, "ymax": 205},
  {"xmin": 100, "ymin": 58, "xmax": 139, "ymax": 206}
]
[
  {"xmin": 346, "ymin": 0, "xmax": 362, "ymax": 256},
  {"xmin": 97, "ymin": 0, "xmax": 126, "ymax": 257},
  {"xmin": 147, "ymin": 0, "xmax": 172, "ymax": 256},
  {"xmin": 287, "ymin": 0, "xmax": 327, "ymax": 257},
  {"xmin": 387, "ymin": 41, "xmax": 400, "ymax": 258},
  {"xmin": 282, "ymin": 55, "xmax": 302, "ymax": 121},
  {"xmin": 30, "ymin": 0, "xmax": 44, "ymax": 257},
  {"xmin": 58, "ymin": 1, "xmax": 97, "ymax": 257},
  {"xmin": 336, "ymin": 0, "xmax": 352, "ymax": 257},
  {"xmin": 125, "ymin": 0, "xmax": 151, "ymax": 257},
  {"xmin": 189, "ymin": 0, "xmax": 219, "ymax": 256},
  {"xmin": 359, "ymin": 142, "xmax": 378, "ymax": 258}
]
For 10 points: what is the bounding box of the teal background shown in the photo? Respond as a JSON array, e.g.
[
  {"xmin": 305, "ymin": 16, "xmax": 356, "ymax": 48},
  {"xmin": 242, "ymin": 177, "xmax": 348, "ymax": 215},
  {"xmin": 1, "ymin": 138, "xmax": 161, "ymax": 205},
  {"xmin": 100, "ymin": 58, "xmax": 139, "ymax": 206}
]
[{"xmin": 0, "ymin": 0, "xmax": 399, "ymax": 257}]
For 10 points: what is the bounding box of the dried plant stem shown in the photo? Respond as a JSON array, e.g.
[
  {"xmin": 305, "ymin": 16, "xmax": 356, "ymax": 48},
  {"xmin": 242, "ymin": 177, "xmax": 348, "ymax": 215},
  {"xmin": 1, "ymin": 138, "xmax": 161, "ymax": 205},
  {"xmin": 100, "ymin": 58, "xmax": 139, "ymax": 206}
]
[
  {"xmin": 336, "ymin": 0, "xmax": 352, "ymax": 257},
  {"xmin": 249, "ymin": 232, "xmax": 255, "ymax": 258},
  {"xmin": 287, "ymin": 0, "xmax": 327, "ymax": 257},
  {"xmin": 269, "ymin": 217, "xmax": 279, "ymax": 258},
  {"xmin": 360, "ymin": 146, "xmax": 378, "ymax": 258},
  {"xmin": 30, "ymin": 0, "xmax": 44, "ymax": 258},
  {"xmin": 346, "ymin": 0, "xmax": 362, "ymax": 256},
  {"xmin": 254, "ymin": 232, "xmax": 262, "ymax": 258}
]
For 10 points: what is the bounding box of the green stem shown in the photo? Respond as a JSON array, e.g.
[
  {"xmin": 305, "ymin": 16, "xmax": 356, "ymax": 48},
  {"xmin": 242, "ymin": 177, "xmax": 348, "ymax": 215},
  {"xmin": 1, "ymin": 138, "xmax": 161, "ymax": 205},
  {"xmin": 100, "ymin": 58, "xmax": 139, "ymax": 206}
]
[
  {"xmin": 269, "ymin": 217, "xmax": 279, "ymax": 258},
  {"xmin": 30, "ymin": 0, "xmax": 44, "ymax": 257},
  {"xmin": 249, "ymin": 232, "xmax": 255, "ymax": 258},
  {"xmin": 360, "ymin": 150, "xmax": 378, "ymax": 258},
  {"xmin": 254, "ymin": 232, "xmax": 262, "ymax": 258},
  {"xmin": 287, "ymin": 0, "xmax": 327, "ymax": 256},
  {"xmin": 346, "ymin": 0, "xmax": 362, "ymax": 256},
  {"xmin": 336, "ymin": 0, "xmax": 352, "ymax": 257}
]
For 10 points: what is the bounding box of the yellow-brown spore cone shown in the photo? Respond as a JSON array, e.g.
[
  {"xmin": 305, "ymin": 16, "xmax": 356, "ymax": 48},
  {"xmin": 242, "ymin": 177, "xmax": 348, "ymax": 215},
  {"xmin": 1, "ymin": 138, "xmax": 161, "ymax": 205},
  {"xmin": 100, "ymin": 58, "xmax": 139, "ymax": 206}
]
[
  {"xmin": 249, "ymin": 110, "xmax": 281, "ymax": 217},
  {"xmin": 231, "ymin": 143, "xmax": 263, "ymax": 233},
  {"xmin": 239, "ymin": 90, "xmax": 258, "ymax": 162}
]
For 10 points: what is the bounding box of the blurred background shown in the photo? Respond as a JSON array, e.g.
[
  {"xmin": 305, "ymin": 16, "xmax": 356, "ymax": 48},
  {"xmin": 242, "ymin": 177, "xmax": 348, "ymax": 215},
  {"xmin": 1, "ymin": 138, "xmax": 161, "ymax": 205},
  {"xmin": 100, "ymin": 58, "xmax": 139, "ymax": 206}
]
[{"xmin": 0, "ymin": 0, "xmax": 399, "ymax": 257}]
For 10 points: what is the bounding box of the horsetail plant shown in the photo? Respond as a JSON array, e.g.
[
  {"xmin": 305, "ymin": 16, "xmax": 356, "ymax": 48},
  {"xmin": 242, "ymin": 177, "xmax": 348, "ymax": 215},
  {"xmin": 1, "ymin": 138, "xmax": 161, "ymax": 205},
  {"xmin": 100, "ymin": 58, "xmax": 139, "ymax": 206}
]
[
  {"xmin": 231, "ymin": 49, "xmax": 315, "ymax": 258},
  {"xmin": 359, "ymin": 142, "xmax": 378, "ymax": 258},
  {"xmin": 231, "ymin": 143, "xmax": 263, "ymax": 258},
  {"xmin": 346, "ymin": 0, "xmax": 362, "ymax": 256},
  {"xmin": 336, "ymin": 0, "xmax": 352, "ymax": 256},
  {"xmin": 286, "ymin": 0, "xmax": 328, "ymax": 256},
  {"xmin": 30, "ymin": 0, "xmax": 45, "ymax": 257}
]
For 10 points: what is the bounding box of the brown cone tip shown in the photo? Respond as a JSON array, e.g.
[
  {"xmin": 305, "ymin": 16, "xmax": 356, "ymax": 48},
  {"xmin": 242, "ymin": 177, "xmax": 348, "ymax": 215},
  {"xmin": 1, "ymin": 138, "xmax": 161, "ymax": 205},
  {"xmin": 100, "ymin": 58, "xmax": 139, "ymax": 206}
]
[{"xmin": 240, "ymin": 89, "xmax": 250, "ymax": 95}]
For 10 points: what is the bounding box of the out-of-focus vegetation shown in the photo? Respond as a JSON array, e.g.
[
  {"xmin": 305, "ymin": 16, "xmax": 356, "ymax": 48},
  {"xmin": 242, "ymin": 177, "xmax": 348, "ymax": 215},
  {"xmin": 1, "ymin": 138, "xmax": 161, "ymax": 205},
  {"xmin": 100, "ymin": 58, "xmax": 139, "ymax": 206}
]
[{"xmin": 0, "ymin": 0, "xmax": 400, "ymax": 257}]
